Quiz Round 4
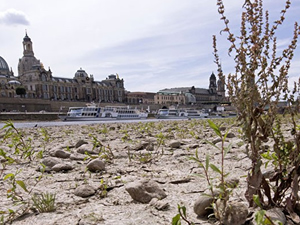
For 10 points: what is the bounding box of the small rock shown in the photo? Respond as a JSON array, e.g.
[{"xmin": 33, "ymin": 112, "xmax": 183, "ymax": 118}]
[
  {"xmin": 146, "ymin": 143, "xmax": 154, "ymax": 151},
  {"xmin": 214, "ymin": 200, "xmax": 248, "ymax": 225},
  {"xmin": 74, "ymin": 184, "xmax": 96, "ymax": 198},
  {"xmin": 264, "ymin": 208, "xmax": 286, "ymax": 225},
  {"xmin": 70, "ymin": 153, "xmax": 86, "ymax": 160},
  {"xmin": 188, "ymin": 144, "xmax": 199, "ymax": 149},
  {"xmin": 169, "ymin": 140, "xmax": 181, "ymax": 148},
  {"xmin": 109, "ymin": 126, "xmax": 116, "ymax": 130},
  {"xmin": 250, "ymin": 207, "xmax": 286, "ymax": 225},
  {"xmin": 86, "ymin": 159, "xmax": 105, "ymax": 172},
  {"xmin": 133, "ymin": 141, "xmax": 151, "ymax": 151},
  {"xmin": 75, "ymin": 140, "xmax": 88, "ymax": 148},
  {"xmin": 219, "ymin": 127, "xmax": 227, "ymax": 132},
  {"xmin": 194, "ymin": 195, "xmax": 214, "ymax": 217},
  {"xmin": 125, "ymin": 179, "xmax": 167, "ymax": 203},
  {"xmin": 41, "ymin": 157, "xmax": 61, "ymax": 168},
  {"xmin": 149, "ymin": 198, "xmax": 170, "ymax": 211},
  {"xmin": 77, "ymin": 145, "xmax": 96, "ymax": 155},
  {"xmin": 51, "ymin": 149, "xmax": 71, "ymax": 159},
  {"xmin": 51, "ymin": 163, "xmax": 74, "ymax": 172},
  {"xmin": 226, "ymin": 132, "xmax": 236, "ymax": 138}
]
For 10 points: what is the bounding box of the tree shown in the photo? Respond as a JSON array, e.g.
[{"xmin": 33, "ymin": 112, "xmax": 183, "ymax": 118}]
[
  {"xmin": 213, "ymin": 0, "xmax": 300, "ymax": 219},
  {"xmin": 16, "ymin": 87, "xmax": 26, "ymax": 97}
]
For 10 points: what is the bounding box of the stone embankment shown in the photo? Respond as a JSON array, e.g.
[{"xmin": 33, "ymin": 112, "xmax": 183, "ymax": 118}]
[{"xmin": 0, "ymin": 112, "xmax": 61, "ymax": 121}]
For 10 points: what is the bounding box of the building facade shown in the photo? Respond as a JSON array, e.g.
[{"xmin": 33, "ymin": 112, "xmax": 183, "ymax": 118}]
[
  {"xmin": 126, "ymin": 92, "xmax": 156, "ymax": 105},
  {"xmin": 1, "ymin": 33, "xmax": 126, "ymax": 103},
  {"xmin": 154, "ymin": 73, "xmax": 226, "ymax": 105}
]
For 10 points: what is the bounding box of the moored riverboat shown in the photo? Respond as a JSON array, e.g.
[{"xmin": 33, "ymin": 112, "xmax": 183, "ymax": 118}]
[
  {"xmin": 59, "ymin": 106, "xmax": 118, "ymax": 121},
  {"xmin": 156, "ymin": 108, "xmax": 187, "ymax": 119},
  {"xmin": 113, "ymin": 106, "xmax": 148, "ymax": 120},
  {"xmin": 182, "ymin": 108, "xmax": 209, "ymax": 119},
  {"xmin": 59, "ymin": 105, "xmax": 148, "ymax": 121}
]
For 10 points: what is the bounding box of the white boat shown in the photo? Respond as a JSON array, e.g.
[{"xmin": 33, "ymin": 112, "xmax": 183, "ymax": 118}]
[
  {"xmin": 113, "ymin": 106, "xmax": 148, "ymax": 120},
  {"xmin": 182, "ymin": 109, "xmax": 209, "ymax": 119},
  {"xmin": 59, "ymin": 106, "xmax": 118, "ymax": 121},
  {"xmin": 59, "ymin": 104, "xmax": 148, "ymax": 121},
  {"xmin": 156, "ymin": 108, "xmax": 187, "ymax": 119}
]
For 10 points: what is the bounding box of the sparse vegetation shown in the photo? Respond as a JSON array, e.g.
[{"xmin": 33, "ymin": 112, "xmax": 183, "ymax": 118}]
[{"xmin": 31, "ymin": 192, "xmax": 56, "ymax": 213}]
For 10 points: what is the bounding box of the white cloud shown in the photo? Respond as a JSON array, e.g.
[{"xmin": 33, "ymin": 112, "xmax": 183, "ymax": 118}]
[{"xmin": 0, "ymin": 8, "xmax": 29, "ymax": 26}]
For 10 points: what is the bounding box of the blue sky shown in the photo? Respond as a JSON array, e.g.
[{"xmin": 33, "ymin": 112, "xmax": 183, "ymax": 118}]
[{"xmin": 0, "ymin": 0, "xmax": 299, "ymax": 92}]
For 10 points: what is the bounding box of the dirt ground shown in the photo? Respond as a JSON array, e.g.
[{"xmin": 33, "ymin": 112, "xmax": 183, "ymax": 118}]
[{"xmin": 0, "ymin": 118, "xmax": 257, "ymax": 225}]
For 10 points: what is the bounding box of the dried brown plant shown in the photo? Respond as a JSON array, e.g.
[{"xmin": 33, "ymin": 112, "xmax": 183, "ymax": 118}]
[{"xmin": 213, "ymin": 0, "xmax": 300, "ymax": 221}]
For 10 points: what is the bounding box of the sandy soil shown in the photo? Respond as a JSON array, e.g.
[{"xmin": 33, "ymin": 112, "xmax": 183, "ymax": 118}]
[{"xmin": 0, "ymin": 118, "xmax": 255, "ymax": 225}]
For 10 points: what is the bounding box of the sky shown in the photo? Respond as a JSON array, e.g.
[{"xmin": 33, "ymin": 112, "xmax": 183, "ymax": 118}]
[{"xmin": 0, "ymin": 0, "xmax": 299, "ymax": 93}]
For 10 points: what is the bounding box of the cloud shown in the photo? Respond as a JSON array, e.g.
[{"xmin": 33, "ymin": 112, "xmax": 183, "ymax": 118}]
[{"xmin": 0, "ymin": 9, "xmax": 29, "ymax": 26}]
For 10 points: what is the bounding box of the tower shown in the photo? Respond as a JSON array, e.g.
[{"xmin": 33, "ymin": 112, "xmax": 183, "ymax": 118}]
[
  {"xmin": 23, "ymin": 31, "xmax": 34, "ymax": 57},
  {"xmin": 209, "ymin": 72, "xmax": 217, "ymax": 94},
  {"xmin": 217, "ymin": 78, "xmax": 225, "ymax": 98},
  {"xmin": 18, "ymin": 32, "xmax": 42, "ymax": 76}
]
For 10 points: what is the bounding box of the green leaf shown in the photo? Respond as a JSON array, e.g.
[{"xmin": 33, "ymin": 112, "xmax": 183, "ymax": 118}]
[
  {"xmin": 261, "ymin": 151, "xmax": 272, "ymax": 160},
  {"xmin": 3, "ymin": 173, "xmax": 14, "ymax": 180},
  {"xmin": 253, "ymin": 194, "xmax": 262, "ymax": 208},
  {"xmin": 208, "ymin": 120, "xmax": 221, "ymax": 137},
  {"xmin": 172, "ymin": 214, "xmax": 181, "ymax": 225},
  {"xmin": 16, "ymin": 180, "xmax": 28, "ymax": 192},
  {"xmin": 210, "ymin": 164, "xmax": 222, "ymax": 175},
  {"xmin": 195, "ymin": 148, "xmax": 198, "ymax": 159},
  {"xmin": 255, "ymin": 210, "xmax": 265, "ymax": 224},
  {"xmin": 205, "ymin": 154, "xmax": 210, "ymax": 171}
]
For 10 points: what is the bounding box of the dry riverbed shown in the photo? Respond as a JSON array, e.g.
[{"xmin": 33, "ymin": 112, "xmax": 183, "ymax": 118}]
[{"xmin": 0, "ymin": 118, "xmax": 287, "ymax": 224}]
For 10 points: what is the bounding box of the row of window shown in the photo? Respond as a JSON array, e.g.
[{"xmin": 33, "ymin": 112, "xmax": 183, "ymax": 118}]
[{"xmin": 156, "ymin": 96, "xmax": 184, "ymax": 100}]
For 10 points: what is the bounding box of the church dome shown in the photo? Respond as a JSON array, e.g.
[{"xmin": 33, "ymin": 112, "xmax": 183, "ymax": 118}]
[
  {"xmin": 0, "ymin": 56, "xmax": 9, "ymax": 72},
  {"xmin": 74, "ymin": 68, "xmax": 88, "ymax": 78}
]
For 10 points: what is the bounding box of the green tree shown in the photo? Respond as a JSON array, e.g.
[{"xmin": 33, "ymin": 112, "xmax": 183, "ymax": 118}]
[{"xmin": 15, "ymin": 86, "xmax": 26, "ymax": 97}]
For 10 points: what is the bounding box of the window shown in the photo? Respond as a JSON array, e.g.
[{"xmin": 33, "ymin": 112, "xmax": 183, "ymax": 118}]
[{"xmin": 41, "ymin": 74, "xmax": 47, "ymax": 81}]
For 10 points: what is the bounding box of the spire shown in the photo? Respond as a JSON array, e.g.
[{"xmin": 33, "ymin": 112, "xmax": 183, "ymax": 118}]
[{"xmin": 23, "ymin": 30, "xmax": 31, "ymax": 42}]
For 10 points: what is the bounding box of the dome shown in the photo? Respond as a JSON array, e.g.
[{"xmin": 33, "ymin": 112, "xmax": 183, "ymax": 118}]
[
  {"xmin": 74, "ymin": 68, "xmax": 88, "ymax": 78},
  {"xmin": 8, "ymin": 80, "xmax": 21, "ymax": 85},
  {"xmin": 0, "ymin": 56, "xmax": 9, "ymax": 71}
]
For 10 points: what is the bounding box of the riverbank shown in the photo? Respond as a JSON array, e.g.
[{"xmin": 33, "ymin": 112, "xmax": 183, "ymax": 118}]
[{"xmin": 0, "ymin": 112, "xmax": 61, "ymax": 121}]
